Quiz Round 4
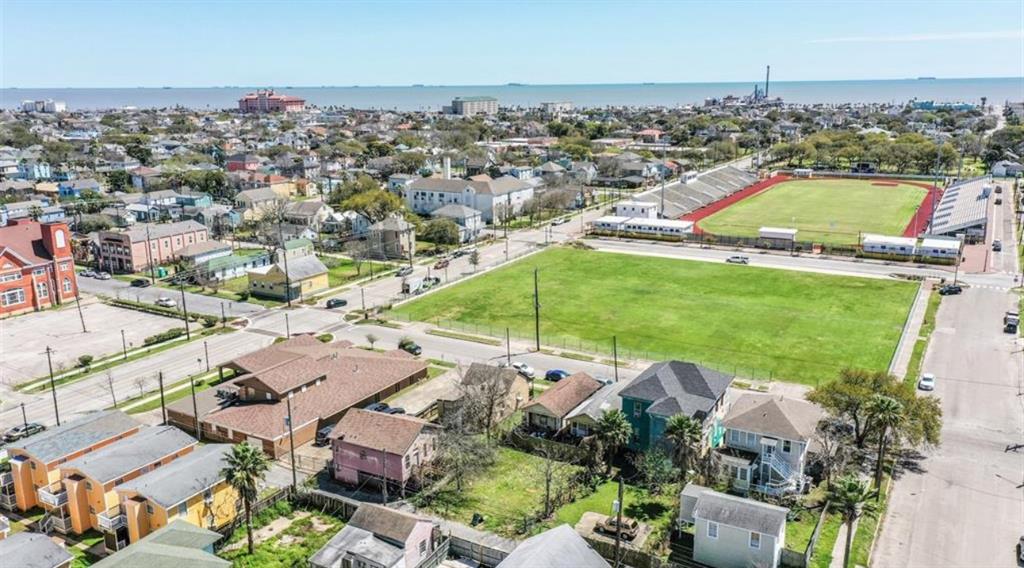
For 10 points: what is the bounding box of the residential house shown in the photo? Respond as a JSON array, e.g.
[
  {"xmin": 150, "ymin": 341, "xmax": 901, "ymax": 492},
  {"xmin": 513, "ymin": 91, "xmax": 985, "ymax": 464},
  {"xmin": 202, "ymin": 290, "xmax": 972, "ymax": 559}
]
[
  {"xmin": 52, "ymin": 426, "xmax": 196, "ymax": 539},
  {"xmin": 564, "ymin": 380, "xmax": 628, "ymax": 438},
  {"xmin": 3, "ymin": 411, "xmax": 141, "ymax": 513},
  {"xmin": 619, "ymin": 361, "xmax": 732, "ymax": 451},
  {"xmin": 992, "ymin": 160, "xmax": 1023, "ymax": 177},
  {"xmin": 536, "ymin": 161, "xmax": 566, "ymax": 183},
  {"xmin": 388, "ymin": 174, "xmax": 416, "ymax": 199},
  {"xmin": 166, "ymin": 335, "xmax": 428, "ymax": 458},
  {"xmin": 91, "ymin": 519, "xmax": 228, "ymax": 568},
  {"xmin": 225, "ymin": 154, "xmax": 261, "ymax": 172},
  {"xmin": 200, "ymin": 251, "xmax": 271, "ymax": 282},
  {"xmin": 58, "ymin": 178, "xmax": 102, "ymax": 199},
  {"xmin": 717, "ymin": 395, "xmax": 823, "ymax": 495},
  {"xmin": 438, "ymin": 363, "xmax": 529, "ymax": 430},
  {"xmin": 368, "ymin": 214, "xmax": 415, "ymax": 260},
  {"xmin": 128, "ymin": 167, "xmax": 162, "ymax": 190},
  {"xmin": 310, "ymin": 504, "xmax": 439, "ymax": 568},
  {"xmin": 15, "ymin": 160, "xmax": 52, "ymax": 181},
  {"xmin": 431, "ymin": 204, "xmax": 484, "ymax": 243},
  {"xmin": 497, "ymin": 524, "xmax": 609, "ymax": 568},
  {"xmin": 97, "ymin": 220, "xmax": 209, "ymax": 273},
  {"xmin": 283, "ymin": 200, "xmax": 334, "ymax": 233},
  {"xmin": 679, "ymin": 484, "xmax": 788, "ymax": 568},
  {"xmin": 0, "ymin": 532, "xmax": 73, "ymax": 568},
  {"xmin": 0, "ymin": 220, "xmax": 79, "ymax": 318},
  {"xmin": 233, "ymin": 187, "xmax": 283, "ymax": 222},
  {"xmin": 406, "ymin": 175, "xmax": 534, "ymax": 223},
  {"xmin": 330, "ymin": 410, "xmax": 441, "ymax": 493},
  {"xmin": 522, "ymin": 373, "xmax": 602, "ymax": 434},
  {"xmin": 570, "ymin": 161, "xmax": 598, "ymax": 185},
  {"xmin": 176, "ymin": 240, "xmax": 233, "ymax": 267},
  {"xmin": 112, "ymin": 444, "xmax": 238, "ymax": 546},
  {"xmin": 247, "ymin": 254, "xmax": 328, "ymax": 300}
]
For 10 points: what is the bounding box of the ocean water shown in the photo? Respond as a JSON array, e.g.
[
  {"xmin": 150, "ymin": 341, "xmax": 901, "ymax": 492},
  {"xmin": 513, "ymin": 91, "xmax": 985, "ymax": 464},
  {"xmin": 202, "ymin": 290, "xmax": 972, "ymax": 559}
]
[{"xmin": 2, "ymin": 77, "xmax": 1022, "ymax": 111}]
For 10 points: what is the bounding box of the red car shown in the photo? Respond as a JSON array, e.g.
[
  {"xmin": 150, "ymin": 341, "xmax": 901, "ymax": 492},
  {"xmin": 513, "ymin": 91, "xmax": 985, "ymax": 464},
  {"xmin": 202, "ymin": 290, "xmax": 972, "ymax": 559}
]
[{"xmin": 434, "ymin": 259, "xmax": 450, "ymax": 269}]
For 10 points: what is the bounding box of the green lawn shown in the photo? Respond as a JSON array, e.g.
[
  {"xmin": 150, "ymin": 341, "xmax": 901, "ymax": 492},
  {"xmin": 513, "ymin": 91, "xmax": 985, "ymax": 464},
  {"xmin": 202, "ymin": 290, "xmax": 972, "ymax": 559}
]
[
  {"xmin": 220, "ymin": 503, "xmax": 343, "ymax": 567},
  {"xmin": 423, "ymin": 447, "xmax": 581, "ymax": 537},
  {"xmin": 699, "ymin": 179, "xmax": 927, "ymax": 245},
  {"xmin": 808, "ymin": 512, "xmax": 844, "ymax": 568},
  {"xmin": 553, "ymin": 481, "xmax": 676, "ymax": 537},
  {"xmin": 321, "ymin": 256, "xmax": 394, "ymax": 287},
  {"xmin": 393, "ymin": 248, "xmax": 916, "ymax": 385}
]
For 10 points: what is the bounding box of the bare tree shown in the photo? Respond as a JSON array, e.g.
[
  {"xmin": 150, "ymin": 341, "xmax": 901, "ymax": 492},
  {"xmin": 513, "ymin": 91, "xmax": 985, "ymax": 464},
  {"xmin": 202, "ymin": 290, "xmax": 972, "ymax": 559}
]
[
  {"xmin": 436, "ymin": 405, "xmax": 494, "ymax": 491},
  {"xmin": 534, "ymin": 443, "xmax": 576, "ymax": 518},
  {"xmin": 452, "ymin": 364, "xmax": 513, "ymax": 443},
  {"xmin": 811, "ymin": 415, "xmax": 853, "ymax": 488},
  {"xmin": 343, "ymin": 240, "xmax": 368, "ymax": 275},
  {"xmin": 133, "ymin": 376, "xmax": 146, "ymax": 399},
  {"xmin": 106, "ymin": 372, "xmax": 118, "ymax": 407}
]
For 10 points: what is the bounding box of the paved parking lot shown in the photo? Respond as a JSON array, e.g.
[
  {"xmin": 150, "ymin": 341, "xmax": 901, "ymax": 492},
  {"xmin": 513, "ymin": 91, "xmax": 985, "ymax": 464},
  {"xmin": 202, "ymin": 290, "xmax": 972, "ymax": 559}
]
[{"xmin": 0, "ymin": 300, "xmax": 180, "ymax": 386}]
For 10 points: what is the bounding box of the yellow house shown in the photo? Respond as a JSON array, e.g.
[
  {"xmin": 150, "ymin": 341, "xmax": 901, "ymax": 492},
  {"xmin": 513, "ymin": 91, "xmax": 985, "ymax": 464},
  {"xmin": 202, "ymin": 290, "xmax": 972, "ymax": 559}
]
[
  {"xmin": 110, "ymin": 444, "xmax": 239, "ymax": 551},
  {"xmin": 248, "ymin": 254, "xmax": 329, "ymax": 301},
  {"xmin": 3, "ymin": 410, "xmax": 141, "ymax": 514},
  {"xmin": 56, "ymin": 426, "xmax": 196, "ymax": 542}
]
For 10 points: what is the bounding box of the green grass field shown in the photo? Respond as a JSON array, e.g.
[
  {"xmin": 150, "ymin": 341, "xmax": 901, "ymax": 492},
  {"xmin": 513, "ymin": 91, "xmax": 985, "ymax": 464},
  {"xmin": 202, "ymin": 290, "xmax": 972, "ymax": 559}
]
[
  {"xmin": 699, "ymin": 179, "xmax": 927, "ymax": 245},
  {"xmin": 393, "ymin": 248, "xmax": 916, "ymax": 385}
]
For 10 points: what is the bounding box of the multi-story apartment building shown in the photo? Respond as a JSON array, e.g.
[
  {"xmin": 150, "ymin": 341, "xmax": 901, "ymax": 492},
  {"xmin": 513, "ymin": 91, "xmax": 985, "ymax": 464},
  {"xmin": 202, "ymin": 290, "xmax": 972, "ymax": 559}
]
[
  {"xmin": 97, "ymin": 220, "xmax": 209, "ymax": 273},
  {"xmin": 237, "ymin": 89, "xmax": 305, "ymax": 113},
  {"xmin": 450, "ymin": 96, "xmax": 498, "ymax": 116},
  {"xmin": 0, "ymin": 220, "xmax": 79, "ymax": 317}
]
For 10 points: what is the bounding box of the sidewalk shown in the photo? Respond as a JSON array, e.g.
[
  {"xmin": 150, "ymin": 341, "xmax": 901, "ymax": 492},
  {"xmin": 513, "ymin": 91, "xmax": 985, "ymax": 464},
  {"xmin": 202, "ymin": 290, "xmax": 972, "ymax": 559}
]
[{"xmin": 887, "ymin": 282, "xmax": 931, "ymax": 378}]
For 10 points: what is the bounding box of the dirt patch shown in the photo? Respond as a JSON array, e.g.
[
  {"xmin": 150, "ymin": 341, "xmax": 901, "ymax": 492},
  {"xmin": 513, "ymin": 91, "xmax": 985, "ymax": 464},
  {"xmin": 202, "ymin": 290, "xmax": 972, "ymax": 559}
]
[
  {"xmin": 872, "ymin": 182, "xmax": 899, "ymax": 186},
  {"xmin": 278, "ymin": 534, "xmax": 304, "ymax": 546},
  {"xmin": 222, "ymin": 511, "xmax": 311, "ymax": 551},
  {"xmin": 310, "ymin": 516, "xmax": 334, "ymax": 533}
]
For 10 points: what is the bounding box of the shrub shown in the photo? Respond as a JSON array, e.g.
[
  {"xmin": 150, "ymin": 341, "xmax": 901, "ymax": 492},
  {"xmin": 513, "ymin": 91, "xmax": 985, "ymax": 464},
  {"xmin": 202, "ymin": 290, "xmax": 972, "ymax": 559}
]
[
  {"xmin": 237, "ymin": 290, "xmax": 250, "ymax": 301},
  {"xmin": 316, "ymin": 333, "xmax": 333, "ymax": 343},
  {"xmin": 201, "ymin": 315, "xmax": 218, "ymax": 328},
  {"xmin": 77, "ymin": 355, "xmax": 94, "ymax": 368},
  {"xmin": 144, "ymin": 328, "xmax": 186, "ymax": 346}
]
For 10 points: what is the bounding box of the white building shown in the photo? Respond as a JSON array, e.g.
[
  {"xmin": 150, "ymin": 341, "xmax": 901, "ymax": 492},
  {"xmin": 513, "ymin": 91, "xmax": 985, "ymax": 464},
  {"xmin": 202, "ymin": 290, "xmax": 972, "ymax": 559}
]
[
  {"xmin": 540, "ymin": 101, "xmax": 573, "ymax": 114},
  {"xmin": 592, "ymin": 215, "xmax": 693, "ymax": 237},
  {"xmin": 449, "ymin": 96, "xmax": 498, "ymax": 116},
  {"xmin": 680, "ymin": 484, "xmax": 788, "ymax": 568},
  {"xmin": 861, "ymin": 233, "xmax": 917, "ymax": 256},
  {"xmin": 613, "ymin": 200, "xmax": 659, "ymax": 219},
  {"xmin": 758, "ymin": 227, "xmax": 798, "ymax": 243},
  {"xmin": 406, "ymin": 175, "xmax": 533, "ymax": 223},
  {"xmin": 918, "ymin": 236, "xmax": 961, "ymax": 258}
]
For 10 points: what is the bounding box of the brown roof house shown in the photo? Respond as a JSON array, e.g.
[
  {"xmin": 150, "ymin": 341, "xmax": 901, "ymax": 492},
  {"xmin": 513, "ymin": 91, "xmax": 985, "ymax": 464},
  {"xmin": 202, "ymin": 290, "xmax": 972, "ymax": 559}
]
[
  {"xmin": 438, "ymin": 363, "xmax": 529, "ymax": 431},
  {"xmin": 167, "ymin": 335, "xmax": 428, "ymax": 458},
  {"xmin": 522, "ymin": 373, "xmax": 602, "ymax": 434},
  {"xmin": 329, "ymin": 409, "xmax": 441, "ymax": 494}
]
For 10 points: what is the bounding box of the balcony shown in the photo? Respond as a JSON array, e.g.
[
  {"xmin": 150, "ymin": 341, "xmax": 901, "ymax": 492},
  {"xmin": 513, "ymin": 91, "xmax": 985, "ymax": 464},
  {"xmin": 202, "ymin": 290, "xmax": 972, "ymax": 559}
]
[
  {"xmin": 0, "ymin": 471, "xmax": 12, "ymax": 487},
  {"xmin": 48, "ymin": 513, "xmax": 72, "ymax": 534},
  {"xmin": 0, "ymin": 492, "xmax": 15, "ymax": 511},
  {"xmin": 37, "ymin": 485, "xmax": 68, "ymax": 508},
  {"xmin": 97, "ymin": 509, "xmax": 126, "ymax": 532}
]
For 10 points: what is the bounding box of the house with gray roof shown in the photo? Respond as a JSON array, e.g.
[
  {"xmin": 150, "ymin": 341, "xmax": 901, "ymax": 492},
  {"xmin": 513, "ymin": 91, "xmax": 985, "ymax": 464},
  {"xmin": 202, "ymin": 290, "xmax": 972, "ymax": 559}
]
[
  {"xmin": 310, "ymin": 504, "xmax": 438, "ymax": 568},
  {"xmin": 0, "ymin": 532, "xmax": 73, "ymax": 568},
  {"xmin": 92, "ymin": 519, "xmax": 228, "ymax": 568},
  {"xmin": 679, "ymin": 483, "xmax": 788, "ymax": 568},
  {"xmin": 431, "ymin": 203, "xmax": 483, "ymax": 243},
  {"xmin": 406, "ymin": 174, "xmax": 533, "ymax": 223},
  {"xmin": 497, "ymin": 524, "xmax": 609, "ymax": 568},
  {"xmin": 565, "ymin": 379, "xmax": 628, "ymax": 437},
  {"xmin": 247, "ymin": 254, "xmax": 328, "ymax": 301},
  {"xmin": 619, "ymin": 361, "xmax": 732, "ymax": 451}
]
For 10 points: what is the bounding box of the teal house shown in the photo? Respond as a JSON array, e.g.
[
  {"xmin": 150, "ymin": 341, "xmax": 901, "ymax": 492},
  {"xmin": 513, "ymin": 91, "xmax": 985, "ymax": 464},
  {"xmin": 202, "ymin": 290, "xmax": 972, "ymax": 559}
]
[{"xmin": 619, "ymin": 361, "xmax": 733, "ymax": 452}]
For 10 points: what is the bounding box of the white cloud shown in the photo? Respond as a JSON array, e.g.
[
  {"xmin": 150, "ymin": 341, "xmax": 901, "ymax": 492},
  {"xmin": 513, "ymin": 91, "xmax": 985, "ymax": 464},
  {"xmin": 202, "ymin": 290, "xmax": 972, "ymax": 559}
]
[{"xmin": 808, "ymin": 30, "xmax": 1024, "ymax": 44}]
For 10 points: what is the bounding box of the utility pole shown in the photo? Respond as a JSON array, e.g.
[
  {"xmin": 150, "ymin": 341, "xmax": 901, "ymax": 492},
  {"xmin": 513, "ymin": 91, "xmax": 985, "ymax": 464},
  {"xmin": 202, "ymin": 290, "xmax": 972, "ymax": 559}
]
[
  {"xmin": 614, "ymin": 477, "xmax": 624, "ymax": 568},
  {"xmin": 145, "ymin": 225, "xmax": 157, "ymax": 284},
  {"xmin": 221, "ymin": 303, "xmax": 227, "ymax": 326},
  {"xmin": 286, "ymin": 396, "xmax": 298, "ymax": 492},
  {"xmin": 178, "ymin": 279, "xmax": 191, "ymax": 340},
  {"xmin": 613, "ymin": 335, "xmax": 619, "ymax": 382},
  {"xmin": 20, "ymin": 403, "xmax": 28, "ymax": 430},
  {"xmin": 203, "ymin": 341, "xmax": 210, "ymax": 372},
  {"xmin": 158, "ymin": 372, "xmax": 167, "ymax": 425},
  {"xmin": 278, "ymin": 224, "xmax": 293, "ymax": 308},
  {"xmin": 73, "ymin": 291, "xmax": 87, "ymax": 333},
  {"xmin": 533, "ymin": 268, "xmax": 541, "ymax": 351},
  {"xmin": 360, "ymin": 287, "xmax": 366, "ymax": 312},
  {"xmin": 45, "ymin": 346, "xmax": 60, "ymax": 426},
  {"xmin": 190, "ymin": 376, "xmax": 200, "ymax": 440},
  {"xmin": 285, "ymin": 312, "xmax": 291, "ymax": 338},
  {"xmin": 381, "ymin": 448, "xmax": 388, "ymax": 504},
  {"xmin": 121, "ymin": 329, "xmax": 128, "ymax": 360}
]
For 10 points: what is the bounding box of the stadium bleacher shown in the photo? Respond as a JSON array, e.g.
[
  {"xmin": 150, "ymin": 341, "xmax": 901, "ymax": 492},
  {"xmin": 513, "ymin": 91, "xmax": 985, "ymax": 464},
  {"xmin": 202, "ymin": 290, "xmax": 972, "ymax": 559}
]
[{"xmin": 648, "ymin": 165, "xmax": 759, "ymax": 218}]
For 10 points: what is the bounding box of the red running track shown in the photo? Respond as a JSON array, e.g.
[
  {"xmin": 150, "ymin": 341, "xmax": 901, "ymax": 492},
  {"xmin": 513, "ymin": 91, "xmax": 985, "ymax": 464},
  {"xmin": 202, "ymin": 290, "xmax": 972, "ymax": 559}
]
[
  {"xmin": 901, "ymin": 181, "xmax": 942, "ymax": 237},
  {"xmin": 682, "ymin": 175, "xmax": 791, "ymax": 234}
]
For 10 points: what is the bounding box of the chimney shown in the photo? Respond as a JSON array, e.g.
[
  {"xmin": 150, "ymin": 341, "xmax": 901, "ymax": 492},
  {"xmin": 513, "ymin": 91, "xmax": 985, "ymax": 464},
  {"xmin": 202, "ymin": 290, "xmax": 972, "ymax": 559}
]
[{"xmin": 443, "ymin": 157, "xmax": 451, "ymax": 180}]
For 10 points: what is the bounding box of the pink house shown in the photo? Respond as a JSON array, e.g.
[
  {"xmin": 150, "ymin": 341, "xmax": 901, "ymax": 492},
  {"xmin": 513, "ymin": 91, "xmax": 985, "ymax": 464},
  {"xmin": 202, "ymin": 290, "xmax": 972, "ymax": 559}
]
[
  {"xmin": 330, "ymin": 409, "xmax": 439, "ymax": 492},
  {"xmin": 310, "ymin": 504, "xmax": 438, "ymax": 568},
  {"xmin": 97, "ymin": 221, "xmax": 209, "ymax": 273}
]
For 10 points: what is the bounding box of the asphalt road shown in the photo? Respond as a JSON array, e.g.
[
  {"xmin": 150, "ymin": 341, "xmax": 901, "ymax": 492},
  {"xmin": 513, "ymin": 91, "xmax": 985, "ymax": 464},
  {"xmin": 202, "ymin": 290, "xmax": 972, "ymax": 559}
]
[{"xmin": 77, "ymin": 274, "xmax": 265, "ymax": 317}]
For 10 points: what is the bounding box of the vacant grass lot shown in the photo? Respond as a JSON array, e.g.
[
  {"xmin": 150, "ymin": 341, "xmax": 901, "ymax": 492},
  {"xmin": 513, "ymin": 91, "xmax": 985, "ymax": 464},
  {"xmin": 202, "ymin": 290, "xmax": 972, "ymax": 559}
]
[
  {"xmin": 393, "ymin": 248, "xmax": 915, "ymax": 385},
  {"xmin": 553, "ymin": 480, "xmax": 676, "ymax": 539},
  {"xmin": 699, "ymin": 179, "xmax": 927, "ymax": 245}
]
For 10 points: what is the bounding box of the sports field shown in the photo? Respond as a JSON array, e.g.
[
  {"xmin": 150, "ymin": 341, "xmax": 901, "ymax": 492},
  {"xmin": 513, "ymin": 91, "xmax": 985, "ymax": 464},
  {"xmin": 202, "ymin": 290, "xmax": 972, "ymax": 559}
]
[
  {"xmin": 698, "ymin": 178, "xmax": 928, "ymax": 245},
  {"xmin": 392, "ymin": 248, "xmax": 916, "ymax": 385}
]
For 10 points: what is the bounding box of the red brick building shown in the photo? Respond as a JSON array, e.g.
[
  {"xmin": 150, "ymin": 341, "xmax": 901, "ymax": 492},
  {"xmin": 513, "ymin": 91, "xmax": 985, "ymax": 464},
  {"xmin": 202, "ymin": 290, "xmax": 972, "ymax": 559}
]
[
  {"xmin": 237, "ymin": 89, "xmax": 305, "ymax": 113},
  {"xmin": 0, "ymin": 220, "xmax": 79, "ymax": 317}
]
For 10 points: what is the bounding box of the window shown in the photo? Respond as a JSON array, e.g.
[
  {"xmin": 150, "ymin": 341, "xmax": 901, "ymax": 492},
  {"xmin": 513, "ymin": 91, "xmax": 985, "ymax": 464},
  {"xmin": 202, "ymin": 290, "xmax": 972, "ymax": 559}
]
[
  {"xmin": 146, "ymin": 504, "xmax": 154, "ymax": 515},
  {"xmin": 0, "ymin": 272, "xmax": 21, "ymax": 282},
  {"xmin": 633, "ymin": 403, "xmax": 642, "ymax": 418},
  {"xmin": 55, "ymin": 230, "xmax": 66, "ymax": 248},
  {"xmin": 85, "ymin": 481, "xmax": 92, "ymax": 491},
  {"xmin": 730, "ymin": 430, "xmax": 739, "ymax": 443},
  {"xmin": 404, "ymin": 455, "xmax": 411, "ymax": 468},
  {"xmin": 418, "ymin": 540, "xmax": 427, "ymax": 555},
  {"xmin": 707, "ymin": 521, "xmax": 718, "ymax": 539},
  {"xmin": 745, "ymin": 432, "xmax": 756, "ymax": 446},
  {"xmin": 749, "ymin": 531, "xmax": 761, "ymax": 549},
  {"xmin": 739, "ymin": 468, "xmax": 748, "ymax": 482},
  {"xmin": 1, "ymin": 288, "xmax": 25, "ymax": 306},
  {"xmin": 359, "ymin": 450, "xmax": 367, "ymax": 460},
  {"xmin": 177, "ymin": 502, "xmax": 188, "ymax": 516},
  {"xmin": 32, "ymin": 268, "xmax": 45, "ymax": 276},
  {"xmin": 59, "ymin": 262, "xmax": 70, "ymax": 271},
  {"xmin": 782, "ymin": 440, "xmax": 792, "ymax": 453},
  {"xmin": 63, "ymin": 278, "xmax": 72, "ymax": 293},
  {"xmin": 36, "ymin": 282, "xmax": 48, "ymax": 299}
]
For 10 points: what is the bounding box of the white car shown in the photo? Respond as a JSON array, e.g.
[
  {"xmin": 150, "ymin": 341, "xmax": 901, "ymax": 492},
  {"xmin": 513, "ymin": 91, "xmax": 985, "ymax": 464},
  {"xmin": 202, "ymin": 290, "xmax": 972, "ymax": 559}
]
[
  {"xmin": 95, "ymin": 272, "xmax": 112, "ymax": 280},
  {"xmin": 918, "ymin": 373, "xmax": 935, "ymax": 391},
  {"xmin": 551, "ymin": 217, "xmax": 569, "ymax": 226},
  {"xmin": 511, "ymin": 361, "xmax": 535, "ymax": 379},
  {"xmin": 155, "ymin": 297, "xmax": 177, "ymax": 308},
  {"xmin": 726, "ymin": 255, "xmax": 750, "ymax": 265}
]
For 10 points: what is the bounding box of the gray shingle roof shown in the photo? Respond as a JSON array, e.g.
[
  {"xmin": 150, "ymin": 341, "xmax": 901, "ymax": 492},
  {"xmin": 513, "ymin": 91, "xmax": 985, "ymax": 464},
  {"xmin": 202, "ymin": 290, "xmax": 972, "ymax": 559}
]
[
  {"xmin": 408, "ymin": 178, "xmax": 473, "ymax": 192},
  {"xmin": 7, "ymin": 410, "xmax": 139, "ymax": 464},
  {"xmin": 497, "ymin": 524, "xmax": 609, "ymax": 568},
  {"xmin": 92, "ymin": 520, "xmax": 228, "ymax": 568},
  {"xmin": 432, "ymin": 204, "xmax": 481, "ymax": 220},
  {"xmin": 0, "ymin": 532, "xmax": 74, "ymax": 568},
  {"xmin": 619, "ymin": 361, "xmax": 732, "ymax": 421},
  {"xmin": 693, "ymin": 490, "xmax": 789, "ymax": 536},
  {"xmin": 122, "ymin": 220, "xmax": 207, "ymax": 243},
  {"xmin": 116, "ymin": 444, "xmax": 231, "ymax": 509},
  {"xmin": 722, "ymin": 394, "xmax": 823, "ymax": 442},
  {"xmin": 348, "ymin": 503, "xmax": 428, "ymax": 544},
  {"xmin": 282, "ymin": 254, "xmax": 327, "ymax": 279},
  {"xmin": 310, "ymin": 525, "xmax": 404, "ymax": 568},
  {"xmin": 62, "ymin": 426, "xmax": 196, "ymax": 483}
]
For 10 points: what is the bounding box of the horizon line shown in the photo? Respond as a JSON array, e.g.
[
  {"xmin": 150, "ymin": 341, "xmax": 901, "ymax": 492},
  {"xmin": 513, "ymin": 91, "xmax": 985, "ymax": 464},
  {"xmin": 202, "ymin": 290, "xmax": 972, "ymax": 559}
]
[{"xmin": 4, "ymin": 75, "xmax": 1022, "ymax": 91}]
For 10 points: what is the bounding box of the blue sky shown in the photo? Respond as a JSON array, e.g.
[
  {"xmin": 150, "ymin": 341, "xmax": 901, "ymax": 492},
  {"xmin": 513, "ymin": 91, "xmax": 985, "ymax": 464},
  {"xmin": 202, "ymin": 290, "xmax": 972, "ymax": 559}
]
[{"xmin": 2, "ymin": 0, "xmax": 1022, "ymax": 87}]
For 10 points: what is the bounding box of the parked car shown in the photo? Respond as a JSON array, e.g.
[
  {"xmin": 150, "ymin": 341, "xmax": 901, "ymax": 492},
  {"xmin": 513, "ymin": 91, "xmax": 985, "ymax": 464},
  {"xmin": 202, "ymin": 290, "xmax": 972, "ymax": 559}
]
[
  {"xmin": 396, "ymin": 266, "xmax": 414, "ymax": 277},
  {"xmin": 992, "ymin": 240, "xmax": 1002, "ymax": 252},
  {"xmin": 995, "ymin": 197, "xmax": 1003, "ymax": 205},
  {"xmin": 399, "ymin": 339, "xmax": 422, "ymax": 356},
  {"xmin": 95, "ymin": 272, "xmax": 111, "ymax": 280},
  {"xmin": 131, "ymin": 278, "xmax": 152, "ymax": 288},
  {"xmin": 545, "ymin": 369, "xmax": 570, "ymax": 382},
  {"xmin": 511, "ymin": 361, "xmax": 535, "ymax": 379},
  {"xmin": 1005, "ymin": 310, "xmax": 1020, "ymax": 334},
  {"xmin": 155, "ymin": 297, "xmax": 177, "ymax": 308},
  {"xmin": 383, "ymin": 407, "xmax": 406, "ymax": 415},
  {"xmin": 551, "ymin": 217, "xmax": 569, "ymax": 226},
  {"xmin": 315, "ymin": 425, "xmax": 335, "ymax": 446},
  {"xmin": 938, "ymin": 284, "xmax": 962, "ymax": 296},
  {"xmin": 918, "ymin": 373, "xmax": 936, "ymax": 391},
  {"xmin": 725, "ymin": 255, "xmax": 750, "ymax": 265},
  {"xmin": 1018, "ymin": 535, "xmax": 1024, "ymax": 562},
  {"xmin": 364, "ymin": 402, "xmax": 390, "ymax": 412},
  {"xmin": 326, "ymin": 298, "xmax": 348, "ymax": 309},
  {"xmin": 3, "ymin": 423, "xmax": 46, "ymax": 443},
  {"xmin": 434, "ymin": 259, "xmax": 450, "ymax": 269},
  {"xmin": 597, "ymin": 516, "xmax": 640, "ymax": 540},
  {"xmin": 79, "ymin": 269, "xmax": 96, "ymax": 278},
  {"xmin": 995, "ymin": 185, "xmax": 1002, "ymax": 194}
]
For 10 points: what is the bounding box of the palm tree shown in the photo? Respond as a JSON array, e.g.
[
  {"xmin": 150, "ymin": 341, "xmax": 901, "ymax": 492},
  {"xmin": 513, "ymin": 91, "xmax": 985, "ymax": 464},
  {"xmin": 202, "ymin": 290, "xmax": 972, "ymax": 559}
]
[
  {"xmin": 828, "ymin": 475, "xmax": 878, "ymax": 568},
  {"xmin": 222, "ymin": 442, "xmax": 271, "ymax": 554},
  {"xmin": 595, "ymin": 409, "xmax": 632, "ymax": 475},
  {"xmin": 664, "ymin": 414, "xmax": 702, "ymax": 482},
  {"xmin": 866, "ymin": 394, "xmax": 904, "ymax": 492}
]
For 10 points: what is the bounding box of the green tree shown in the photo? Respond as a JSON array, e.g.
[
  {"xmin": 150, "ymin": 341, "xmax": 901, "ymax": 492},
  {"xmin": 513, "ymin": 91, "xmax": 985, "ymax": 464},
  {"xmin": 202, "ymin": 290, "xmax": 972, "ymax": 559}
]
[
  {"xmin": 106, "ymin": 170, "xmax": 131, "ymax": 192},
  {"xmin": 341, "ymin": 189, "xmax": 403, "ymax": 223},
  {"xmin": 595, "ymin": 409, "xmax": 632, "ymax": 474},
  {"xmin": 828, "ymin": 475, "xmax": 878, "ymax": 568},
  {"xmin": 124, "ymin": 142, "xmax": 152, "ymax": 166},
  {"xmin": 468, "ymin": 249, "xmax": 480, "ymax": 272},
  {"xmin": 633, "ymin": 448, "xmax": 676, "ymax": 494},
  {"xmin": 866, "ymin": 394, "xmax": 904, "ymax": 491},
  {"xmin": 394, "ymin": 151, "xmax": 427, "ymax": 174},
  {"xmin": 664, "ymin": 414, "xmax": 702, "ymax": 482},
  {"xmin": 222, "ymin": 442, "xmax": 271, "ymax": 555},
  {"xmin": 420, "ymin": 218, "xmax": 460, "ymax": 246}
]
